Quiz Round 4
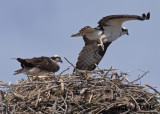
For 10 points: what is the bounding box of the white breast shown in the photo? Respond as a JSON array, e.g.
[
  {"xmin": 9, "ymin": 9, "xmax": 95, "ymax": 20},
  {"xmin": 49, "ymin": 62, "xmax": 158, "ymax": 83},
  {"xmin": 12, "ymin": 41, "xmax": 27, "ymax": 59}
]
[
  {"xmin": 28, "ymin": 67, "xmax": 49, "ymax": 76},
  {"xmin": 28, "ymin": 67, "xmax": 41, "ymax": 75},
  {"xmin": 86, "ymin": 31, "xmax": 103, "ymax": 41},
  {"xmin": 103, "ymin": 26, "xmax": 122, "ymax": 42}
]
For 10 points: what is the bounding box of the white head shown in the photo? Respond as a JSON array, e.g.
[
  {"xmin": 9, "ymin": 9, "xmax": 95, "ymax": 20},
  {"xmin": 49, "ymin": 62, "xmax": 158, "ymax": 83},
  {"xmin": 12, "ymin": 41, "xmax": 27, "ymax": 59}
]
[
  {"xmin": 121, "ymin": 27, "xmax": 129, "ymax": 36},
  {"xmin": 51, "ymin": 55, "xmax": 63, "ymax": 63}
]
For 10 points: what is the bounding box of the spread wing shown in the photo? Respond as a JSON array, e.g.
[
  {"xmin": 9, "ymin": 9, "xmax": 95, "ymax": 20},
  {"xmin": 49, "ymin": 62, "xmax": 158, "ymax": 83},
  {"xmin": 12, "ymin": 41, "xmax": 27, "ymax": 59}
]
[
  {"xmin": 75, "ymin": 37, "xmax": 111, "ymax": 71},
  {"xmin": 98, "ymin": 12, "xmax": 150, "ymax": 27},
  {"xmin": 71, "ymin": 26, "xmax": 100, "ymax": 37},
  {"xmin": 17, "ymin": 57, "xmax": 60, "ymax": 72}
]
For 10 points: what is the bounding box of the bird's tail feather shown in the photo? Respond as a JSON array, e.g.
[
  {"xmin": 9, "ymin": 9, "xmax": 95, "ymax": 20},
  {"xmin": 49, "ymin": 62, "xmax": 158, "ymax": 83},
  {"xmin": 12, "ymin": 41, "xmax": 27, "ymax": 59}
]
[
  {"xmin": 14, "ymin": 69, "xmax": 26, "ymax": 75},
  {"xmin": 71, "ymin": 33, "xmax": 82, "ymax": 37},
  {"xmin": 11, "ymin": 58, "xmax": 18, "ymax": 59}
]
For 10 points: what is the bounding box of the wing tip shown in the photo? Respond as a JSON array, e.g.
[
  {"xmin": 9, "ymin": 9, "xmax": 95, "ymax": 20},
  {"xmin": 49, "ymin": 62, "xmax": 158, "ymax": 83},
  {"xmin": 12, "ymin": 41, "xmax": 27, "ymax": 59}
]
[
  {"xmin": 71, "ymin": 34, "xmax": 75, "ymax": 37},
  {"xmin": 146, "ymin": 12, "xmax": 150, "ymax": 20},
  {"xmin": 142, "ymin": 12, "xmax": 150, "ymax": 20}
]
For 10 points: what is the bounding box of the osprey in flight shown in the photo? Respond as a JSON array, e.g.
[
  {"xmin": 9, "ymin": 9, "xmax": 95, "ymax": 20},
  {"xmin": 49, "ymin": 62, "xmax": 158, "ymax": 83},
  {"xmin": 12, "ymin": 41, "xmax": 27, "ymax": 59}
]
[
  {"xmin": 14, "ymin": 55, "xmax": 62, "ymax": 76},
  {"xmin": 72, "ymin": 12, "xmax": 150, "ymax": 71}
]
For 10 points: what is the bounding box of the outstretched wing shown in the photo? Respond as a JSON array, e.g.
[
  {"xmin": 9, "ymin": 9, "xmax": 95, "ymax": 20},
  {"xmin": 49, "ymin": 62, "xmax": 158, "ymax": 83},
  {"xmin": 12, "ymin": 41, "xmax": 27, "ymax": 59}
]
[
  {"xmin": 71, "ymin": 26, "xmax": 100, "ymax": 37},
  {"xmin": 17, "ymin": 57, "xmax": 60, "ymax": 72},
  {"xmin": 98, "ymin": 12, "xmax": 150, "ymax": 27},
  {"xmin": 75, "ymin": 37, "xmax": 111, "ymax": 71}
]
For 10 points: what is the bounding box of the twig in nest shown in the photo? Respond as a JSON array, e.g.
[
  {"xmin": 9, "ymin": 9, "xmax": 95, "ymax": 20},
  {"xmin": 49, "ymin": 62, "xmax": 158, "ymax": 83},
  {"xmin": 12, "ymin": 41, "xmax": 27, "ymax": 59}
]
[
  {"xmin": 131, "ymin": 70, "xmax": 149, "ymax": 83},
  {"xmin": 59, "ymin": 78, "xmax": 64, "ymax": 91},
  {"xmin": 145, "ymin": 84, "xmax": 160, "ymax": 95},
  {"xmin": 130, "ymin": 95, "xmax": 141, "ymax": 111},
  {"xmin": 88, "ymin": 93, "xmax": 93, "ymax": 103},
  {"xmin": 0, "ymin": 90, "xmax": 4, "ymax": 102},
  {"xmin": 35, "ymin": 90, "xmax": 41, "ymax": 108},
  {"xmin": 137, "ymin": 110, "xmax": 159, "ymax": 113},
  {"xmin": 26, "ymin": 105, "xmax": 36, "ymax": 113},
  {"xmin": 64, "ymin": 57, "xmax": 81, "ymax": 74},
  {"xmin": 51, "ymin": 100, "xmax": 57, "ymax": 113},
  {"xmin": 27, "ymin": 85, "xmax": 59, "ymax": 102},
  {"xmin": 64, "ymin": 57, "xmax": 76, "ymax": 69},
  {"xmin": 77, "ymin": 68, "xmax": 118, "ymax": 74},
  {"xmin": 107, "ymin": 79, "xmax": 121, "ymax": 93},
  {"xmin": 104, "ymin": 66, "xmax": 113, "ymax": 78},
  {"xmin": 63, "ymin": 91, "xmax": 68, "ymax": 114},
  {"xmin": 13, "ymin": 92, "xmax": 25, "ymax": 100},
  {"xmin": 58, "ymin": 66, "xmax": 71, "ymax": 76},
  {"xmin": 80, "ymin": 88, "xmax": 88, "ymax": 95},
  {"xmin": 28, "ymin": 84, "xmax": 42, "ymax": 98}
]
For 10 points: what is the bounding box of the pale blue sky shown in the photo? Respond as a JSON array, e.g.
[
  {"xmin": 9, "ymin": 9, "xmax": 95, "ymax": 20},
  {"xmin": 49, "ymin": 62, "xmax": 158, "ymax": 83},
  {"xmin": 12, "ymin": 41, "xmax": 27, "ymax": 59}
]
[{"xmin": 0, "ymin": 0, "xmax": 159, "ymax": 91}]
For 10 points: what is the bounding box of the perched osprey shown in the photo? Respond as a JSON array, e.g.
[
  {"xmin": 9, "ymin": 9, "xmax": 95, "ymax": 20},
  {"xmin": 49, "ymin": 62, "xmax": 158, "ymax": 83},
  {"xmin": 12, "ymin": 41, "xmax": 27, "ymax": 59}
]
[
  {"xmin": 14, "ymin": 55, "xmax": 62, "ymax": 76},
  {"xmin": 72, "ymin": 12, "xmax": 150, "ymax": 71}
]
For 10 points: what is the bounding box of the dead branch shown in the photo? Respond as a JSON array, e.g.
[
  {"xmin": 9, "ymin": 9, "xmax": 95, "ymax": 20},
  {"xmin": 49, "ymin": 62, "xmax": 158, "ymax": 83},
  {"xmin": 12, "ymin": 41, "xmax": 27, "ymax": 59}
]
[
  {"xmin": 131, "ymin": 70, "xmax": 149, "ymax": 83},
  {"xmin": 145, "ymin": 84, "xmax": 160, "ymax": 95}
]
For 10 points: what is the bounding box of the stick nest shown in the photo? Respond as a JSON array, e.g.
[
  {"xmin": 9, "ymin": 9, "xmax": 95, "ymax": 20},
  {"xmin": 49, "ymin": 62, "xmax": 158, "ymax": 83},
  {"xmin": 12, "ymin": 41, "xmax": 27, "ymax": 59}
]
[{"xmin": 0, "ymin": 68, "xmax": 160, "ymax": 114}]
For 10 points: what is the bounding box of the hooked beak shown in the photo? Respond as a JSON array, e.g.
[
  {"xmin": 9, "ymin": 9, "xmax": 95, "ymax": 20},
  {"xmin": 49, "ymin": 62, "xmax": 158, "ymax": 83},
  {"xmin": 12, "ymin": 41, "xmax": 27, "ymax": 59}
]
[
  {"xmin": 59, "ymin": 59, "xmax": 63, "ymax": 63},
  {"xmin": 126, "ymin": 32, "xmax": 129, "ymax": 36}
]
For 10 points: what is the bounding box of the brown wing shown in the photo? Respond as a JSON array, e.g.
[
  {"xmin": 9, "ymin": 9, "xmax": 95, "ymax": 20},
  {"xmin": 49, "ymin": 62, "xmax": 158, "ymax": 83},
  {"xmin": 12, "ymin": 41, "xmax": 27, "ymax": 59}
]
[
  {"xmin": 71, "ymin": 26, "xmax": 99, "ymax": 37},
  {"xmin": 17, "ymin": 57, "xmax": 60, "ymax": 73},
  {"xmin": 98, "ymin": 12, "xmax": 150, "ymax": 26},
  {"xmin": 75, "ymin": 37, "xmax": 111, "ymax": 71}
]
